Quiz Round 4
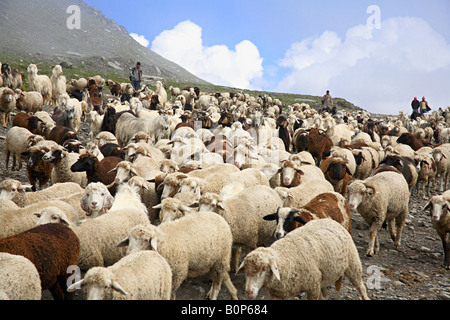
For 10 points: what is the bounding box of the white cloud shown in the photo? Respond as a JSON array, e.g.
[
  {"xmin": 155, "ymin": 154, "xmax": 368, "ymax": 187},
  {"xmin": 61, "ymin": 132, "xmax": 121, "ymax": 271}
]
[
  {"xmin": 151, "ymin": 20, "xmax": 264, "ymax": 89},
  {"xmin": 276, "ymin": 17, "xmax": 450, "ymax": 115},
  {"xmin": 130, "ymin": 33, "xmax": 149, "ymax": 47}
]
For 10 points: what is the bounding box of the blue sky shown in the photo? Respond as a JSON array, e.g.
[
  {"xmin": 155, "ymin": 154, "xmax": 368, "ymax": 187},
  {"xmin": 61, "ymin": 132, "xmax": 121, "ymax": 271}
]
[{"xmin": 84, "ymin": 0, "xmax": 450, "ymax": 115}]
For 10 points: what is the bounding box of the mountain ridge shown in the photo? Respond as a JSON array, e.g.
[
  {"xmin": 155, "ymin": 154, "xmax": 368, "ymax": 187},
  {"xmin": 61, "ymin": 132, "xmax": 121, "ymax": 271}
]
[{"xmin": 0, "ymin": 0, "xmax": 209, "ymax": 84}]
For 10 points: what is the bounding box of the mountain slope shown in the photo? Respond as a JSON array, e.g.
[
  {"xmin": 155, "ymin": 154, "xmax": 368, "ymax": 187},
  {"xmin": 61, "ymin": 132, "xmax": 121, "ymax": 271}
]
[{"xmin": 0, "ymin": 0, "xmax": 208, "ymax": 84}]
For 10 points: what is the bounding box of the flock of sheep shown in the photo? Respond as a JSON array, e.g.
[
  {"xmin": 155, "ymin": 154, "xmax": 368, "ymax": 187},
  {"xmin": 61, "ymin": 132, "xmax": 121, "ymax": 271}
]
[{"xmin": 0, "ymin": 61, "xmax": 449, "ymax": 301}]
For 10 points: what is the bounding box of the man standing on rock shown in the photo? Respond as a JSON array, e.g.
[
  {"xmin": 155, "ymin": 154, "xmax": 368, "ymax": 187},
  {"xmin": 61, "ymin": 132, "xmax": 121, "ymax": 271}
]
[{"xmin": 130, "ymin": 62, "xmax": 142, "ymax": 92}]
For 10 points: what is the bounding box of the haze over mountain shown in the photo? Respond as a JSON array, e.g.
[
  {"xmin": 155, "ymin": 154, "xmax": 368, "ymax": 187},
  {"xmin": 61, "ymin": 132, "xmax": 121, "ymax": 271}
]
[{"xmin": 0, "ymin": 0, "xmax": 208, "ymax": 84}]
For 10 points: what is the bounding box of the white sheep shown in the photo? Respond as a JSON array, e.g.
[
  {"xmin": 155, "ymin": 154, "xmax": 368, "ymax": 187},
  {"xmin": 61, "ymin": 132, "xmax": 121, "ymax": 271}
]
[
  {"xmin": 169, "ymin": 86, "xmax": 181, "ymax": 99},
  {"xmin": 115, "ymin": 112, "xmax": 171, "ymax": 146},
  {"xmin": 4, "ymin": 126, "xmax": 45, "ymax": 172},
  {"xmin": 94, "ymin": 131, "xmax": 118, "ymax": 148},
  {"xmin": 351, "ymin": 147, "xmax": 376, "ymax": 180},
  {"xmin": 423, "ymin": 190, "xmax": 450, "ymax": 270},
  {"xmin": 279, "ymin": 160, "xmax": 326, "ymax": 188},
  {"xmin": 195, "ymin": 185, "xmax": 281, "ymax": 272},
  {"xmin": 347, "ymin": 171, "xmax": 410, "ymax": 256},
  {"xmin": 42, "ymin": 144, "xmax": 88, "ymax": 188},
  {"xmin": 0, "ymin": 253, "xmax": 42, "ymax": 300},
  {"xmin": 35, "ymin": 184, "xmax": 151, "ymax": 271},
  {"xmin": 153, "ymin": 197, "xmax": 192, "ymax": 223},
  {"xmin": 27, "ymin": 63, "xmax": 52, "ymax": 105},
  {"xmin": 237, "ymin": 219, "xmax": 369, "ymax": 300},
  {"xmin": 0, "ymin": 199, "xmax": 80, "ymax": 238},
  {"xmin": 0, "ymin": 88, "xmax": 17, "ymax": 127},
  {"xmin": 275, "ymin": 179, "xmax": 335, "ymax": 208},
  {"xmin": 159, "ymin": 164, "xmax": 239, "ymax": 200},
  {"xmin": 50, "ymin": 65, "xmax": 67, "ymax": 107},
  {"xmin": 67, "ymin": 250, "xmax": 172, "ymax": 300},
  {"xmin": 431, "ymin": 146, "xmax": 450, "ymax": 192},
  {"xmin": 15, "ymin": 90, "xmax": 44, "ymax": 114},
  {"xmin": 118, "ymin": 212, "xmax": 238, "ymax": 300},
  {"xmin": 414, "ymin": 152, "xmax": 437, "ymax": 198},
  {"xmin": 59, "ymin": 93, "xmax": 83, "ymax": 132},
  {"xmin": 80, "ymin": 182, "xmax": 115, "ymax": 218},
  {"xmin": 155, "ymin": 81, "xmax": 168, "ymax": 105},
  {"xmin": 0, "ymin": 179, "xmax": 83, "ymax": 208}
]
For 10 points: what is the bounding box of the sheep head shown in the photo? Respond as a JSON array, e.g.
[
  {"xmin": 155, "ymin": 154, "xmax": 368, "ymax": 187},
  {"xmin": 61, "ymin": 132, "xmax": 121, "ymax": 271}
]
[
  {"xmin": 423, "ymin": 195, "xmax": 450, "ymax": 223},
  {"xmin": 67, "ymin": 267, "xmax": 128, "ymax": 299},
  {"xmin": 347, "ymin": 181, "xmax": 376, "ymax": 211},
  {"xmin": 81, "ymin": 182, "xmax": 114, "ymax": 218},
  {"xmin": 236, "ymin": 248, "xmax": 281, "ymax": 299},
  {"xmin": 278, "ymin": 160, "xmax": 304, "ymax": 187},
  {"xmin": 263, "ymin": 207, "xmax": 307, "ymax": 240},
  {"xmin": 117, "ymin": 224, "xmax": 161, "ymax": 255},
  {"xmin": 152, "ymin": 198, "xmax": 192, "ymax": 223}
]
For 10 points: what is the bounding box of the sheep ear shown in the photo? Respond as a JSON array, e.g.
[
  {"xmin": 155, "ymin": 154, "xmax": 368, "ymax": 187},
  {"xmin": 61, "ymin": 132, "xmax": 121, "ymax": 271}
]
[
  {"xmin": 293, "ymin": 216, "xmax": 308, "ymax": 226},
  {"xmin": 180, "ymin": 205, "xmax": 192, "ymax": 213},
  {"xmin": 150, "ymin": 238, "xmax": 158, "ymax": 253},
  {"xmin": 345, "ymin": 165, "xmax": 352, "ymax": 175},
  {"xmin": 263, "ymin": 213, "xmax": 278, "ymax": 221},
  {"xmin": 67, "ymin": 279, "xmax": 84, "ymax": 292},
  {"xmin": 422, "ymin": 200, "xmax": 431, "ymax": 212},
  {"xmin": 116, "ymin": 237, "xmax": 129, "ymax": 248},
  {"xmin": 236, "ymin": 261, "xmax": 245, "ymax": 275},
  {"xmin": 111, "ymin": 281, "xmax": 128, "ymax": 296},
  {"xmin": 189, "ymin": 201, "xmax": 199, "ymax": 208},
  {"xmin": 103, "ymin": 194, "xmax": 115, "ymax": 212},
  {"xmin": 107, "ymin": 168, "xmax": 117, "ymax": 175},
  {"xmin": 152, "ymin": 203, "xmax": 162, "ymax": 209},
  {"xmin": 80, "ymin": 194, "xmax": 90, "ymax": 214},
  {"xmin": 269, "ymin": 259, "xmax": 281, "ymax": 282},
  {"xmin": 130, "ymin": 167, "xmax": 140, "ymax": 176},
  {"xmin": 217, "ymin": 201, "xmax": 226, "ymax": 211}
]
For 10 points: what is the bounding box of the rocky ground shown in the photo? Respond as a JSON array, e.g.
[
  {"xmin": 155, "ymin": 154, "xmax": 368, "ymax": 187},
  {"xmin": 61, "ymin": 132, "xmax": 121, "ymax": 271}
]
[{"xmin": 0, "ymin": 106, "xmax": 449, "ymax": 302}]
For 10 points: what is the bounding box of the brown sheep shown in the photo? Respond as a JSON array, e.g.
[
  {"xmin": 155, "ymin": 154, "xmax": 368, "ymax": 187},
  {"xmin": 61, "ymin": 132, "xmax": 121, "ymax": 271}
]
[
  {"xmin": 377, "ymin": 154, "xmax": 418, "ymax": 191},
  {"xmin": 320, "ymin": 157, "xmax": 353, "ymax": 196},
  {"xmin": 12, "ymin": 112, "xmax": 43, "ymax": 134},
  {"xmin": 0, "ymin": 223, "xmax": 80, "ymax": 300},
  {"xmin": 306, "ymin": 128, "xmax": 333, "ymax": 165},
  {"xmin": 70, "ymin": 153, "xmax": 123, "ymax": 189},
  {"xmin": 21, "ymin": 145, "xmax": 54, "ymax": 191},
  {"xmin": 264, "ymin": 192, "xmax": 352, "ymax": 239},
  {"xmin": 396, "ymin": 132, "xmax": 428, "ymax": 151},
  {"xmin": 48, "ymin": 126, "xmax": 78, "ymax": 145}
]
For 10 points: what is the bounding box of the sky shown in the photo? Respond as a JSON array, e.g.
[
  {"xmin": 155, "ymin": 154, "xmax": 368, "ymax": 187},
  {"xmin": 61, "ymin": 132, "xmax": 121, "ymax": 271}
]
[{"xmin": 83, "ymin": 0, "xmax": 450, "ymax": 115}]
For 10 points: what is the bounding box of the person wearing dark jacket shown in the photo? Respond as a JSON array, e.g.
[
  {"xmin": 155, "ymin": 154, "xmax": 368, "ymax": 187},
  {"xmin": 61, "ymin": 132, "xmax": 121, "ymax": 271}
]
[{"xmin": 411, "ymin": 97, "xmax": 420, "ymax": 113}]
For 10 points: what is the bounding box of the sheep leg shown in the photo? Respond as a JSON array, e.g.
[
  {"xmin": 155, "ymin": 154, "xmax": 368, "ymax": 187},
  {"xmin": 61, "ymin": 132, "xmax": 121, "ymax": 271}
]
[
  {"xmin": 11, "ymin": 154, "xmax": 16, "ymax": 171},
  {"xmin": 306, "ymin": 286, "xmax": 322, "ymax": 300},
  {"xmin": 231, "ymin": 246, "xmax": 242, "ymax": 273},
  {"xmin": 348, "ymin": 277, "xmax": 370, "ymax": 300},
  {"xmin": 393, "ymin": 213, "xmax": 407, "ymax": 251},
  {"xmin": 206, "ymin": 270, "xmax": 222, "ymax": 300},
  {"xmin": 441, "ymin": 233, "xmax": 449, "ymax": 270},
  {"xmin": 4, "ymin": 149, "xmax": 10, "ymax": 172},
  {"xmin": 387, "ymin": 218, "xmax": 397, "ymax": 243},
  {"xmin": 49, "ymin": 277, "xmax": 72, "ymax": 300},
  {"xmin": 367, "ymin": 219, "xmax": 383, "ymax": 257},
  {"xmin": 321, "ymin": 287, "xmax": 329, "ymax": 300},
  {"xmin": 222, "ymin": 273, "xmax": 238, "ymax": 300}
]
